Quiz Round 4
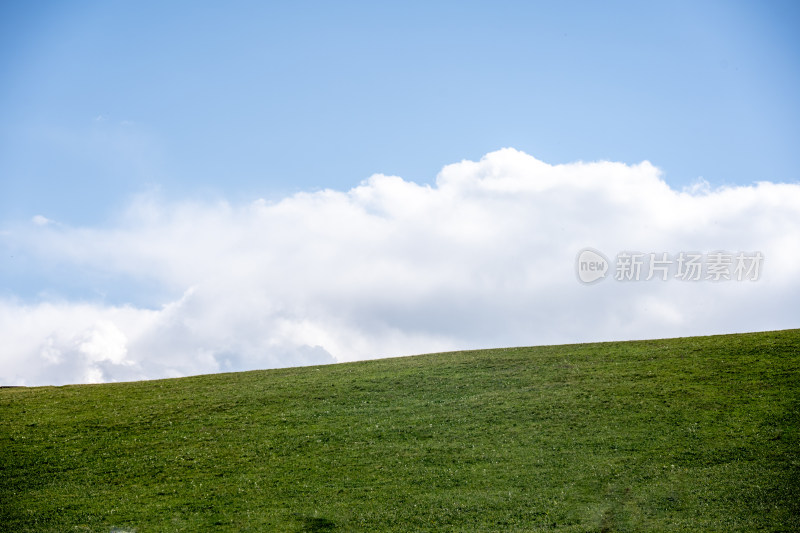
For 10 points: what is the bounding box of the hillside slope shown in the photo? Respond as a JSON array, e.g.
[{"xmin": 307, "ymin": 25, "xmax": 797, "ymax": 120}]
[{"xmin": 2, "ymin": 330, "xmax": 799, "ymax": 532}]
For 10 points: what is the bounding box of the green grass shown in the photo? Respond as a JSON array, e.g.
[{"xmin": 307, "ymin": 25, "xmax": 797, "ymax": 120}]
[{"xmin": 2, "ymin": 330, "xmax": 799, "ymax": 532}]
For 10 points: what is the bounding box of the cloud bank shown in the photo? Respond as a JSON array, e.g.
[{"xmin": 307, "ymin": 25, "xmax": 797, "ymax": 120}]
[{"xmin": 2, "ymin": 149, "xmax": 798, "ymax": 385}]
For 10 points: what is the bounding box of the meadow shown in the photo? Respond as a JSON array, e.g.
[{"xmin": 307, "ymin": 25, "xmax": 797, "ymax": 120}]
[{"xmin": 1, "ymin": 330, "xmax": 798, "ymax": 531}]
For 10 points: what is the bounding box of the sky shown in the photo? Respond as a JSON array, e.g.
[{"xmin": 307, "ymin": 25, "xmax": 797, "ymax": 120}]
[{"xmin": 1, "ymin": 1, "xmax": 799, "ymax": 386}]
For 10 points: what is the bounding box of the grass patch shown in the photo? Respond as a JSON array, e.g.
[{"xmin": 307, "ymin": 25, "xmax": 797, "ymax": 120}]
[{"xmin": 2, "ymin": 330, "xmax": 798, "ymax": 531}]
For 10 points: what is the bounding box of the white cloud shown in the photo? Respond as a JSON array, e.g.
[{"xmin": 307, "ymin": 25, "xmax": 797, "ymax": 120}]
[{"xmin": 2, "ymin": 148, "xmax": 798, "ymax": 386}]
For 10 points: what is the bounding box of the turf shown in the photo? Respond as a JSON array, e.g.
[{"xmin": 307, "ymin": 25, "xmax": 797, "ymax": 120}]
[{"xmin": 1, "ymin": 330, "xmax": 798, "ymax": 532}]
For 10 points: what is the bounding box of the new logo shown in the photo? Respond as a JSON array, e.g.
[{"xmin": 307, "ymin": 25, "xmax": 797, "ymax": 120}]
[{"xmin": 576, "ymin": 248, "xmax": 609, "ymax": 284}]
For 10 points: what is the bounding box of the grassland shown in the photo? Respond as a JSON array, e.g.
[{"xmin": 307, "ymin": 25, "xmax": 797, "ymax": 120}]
[{"xmin": 1, "ymin": 330, "xmax": 798, "ymax": 532}]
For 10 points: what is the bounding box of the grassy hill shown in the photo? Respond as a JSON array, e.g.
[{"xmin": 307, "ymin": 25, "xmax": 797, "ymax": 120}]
[{"xmin": 1, "ymin": 330, "xmax": 798, "ymax": 532}]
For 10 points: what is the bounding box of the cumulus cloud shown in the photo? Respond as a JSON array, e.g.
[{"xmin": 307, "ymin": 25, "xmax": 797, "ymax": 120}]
[
  {"xmin": 31, "ymin": 215, "xmax": 53, "ymax": 226},
  {"xmin": 1, "ymin": 148, "xmax": 798, "ymax": 385}
]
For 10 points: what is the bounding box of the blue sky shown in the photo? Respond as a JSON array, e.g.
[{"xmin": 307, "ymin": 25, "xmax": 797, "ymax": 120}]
[
  {"xmin": 2, "ymin": 1, "xmax": 798, "ymax": 225},
  {"xmin": 1, "ymin": 1, "xmax": 799, "ymax": 385}
]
